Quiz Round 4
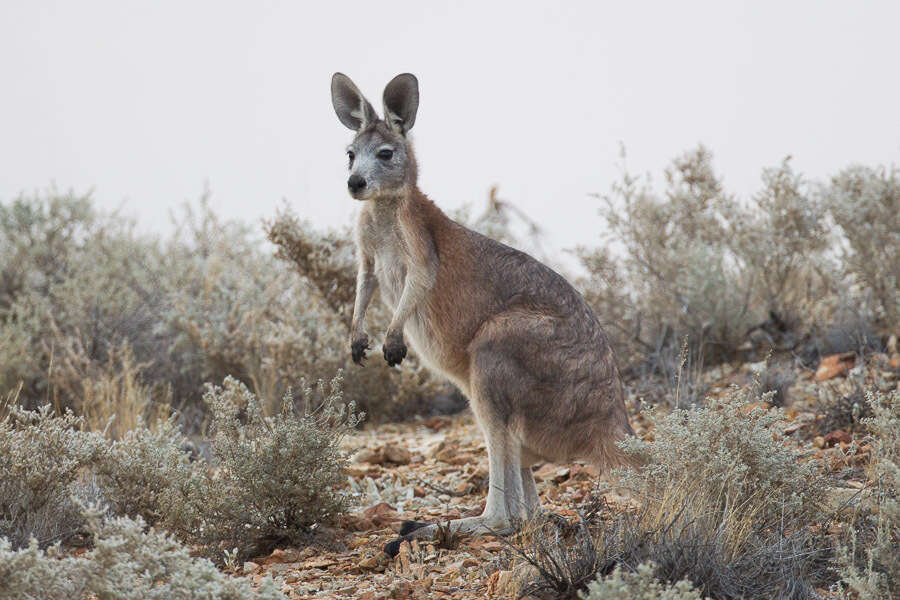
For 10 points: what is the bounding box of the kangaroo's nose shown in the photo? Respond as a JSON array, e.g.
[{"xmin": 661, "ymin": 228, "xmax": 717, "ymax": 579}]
[{"xmin": 348, "ymin": 174, "xmax": 366, "ymax": 194}]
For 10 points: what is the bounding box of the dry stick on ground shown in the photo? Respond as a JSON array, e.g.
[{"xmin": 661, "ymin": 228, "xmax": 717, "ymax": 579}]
[{"xmin": 412, "ymin": 477, "xmax": 470, "ymax": 498}]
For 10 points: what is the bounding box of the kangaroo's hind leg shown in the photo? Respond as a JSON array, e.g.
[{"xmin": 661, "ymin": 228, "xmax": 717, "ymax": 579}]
[
  {"xmin": 520, "ymin": 448, "xmax": 541, "ymax": 519},
  {"xmin": 384, "ymin": 348, "xmax": 529, "ymax": 556}
]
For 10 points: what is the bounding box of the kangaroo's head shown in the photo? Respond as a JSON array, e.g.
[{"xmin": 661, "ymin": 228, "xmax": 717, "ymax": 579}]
[{"xmin": 331, "ymin": 73, "xmax": 419, "ymax": 201}]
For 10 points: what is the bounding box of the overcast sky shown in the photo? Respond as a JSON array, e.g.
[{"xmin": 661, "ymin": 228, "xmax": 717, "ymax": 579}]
[{"xmin": 1, "ymin": 1, "xmax": 898, "ymax": 255}]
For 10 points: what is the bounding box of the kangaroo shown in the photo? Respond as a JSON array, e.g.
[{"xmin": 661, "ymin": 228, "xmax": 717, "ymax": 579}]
[{"xmin": 331, "ymin": 73, "xmax": 638, "ymax": 557}]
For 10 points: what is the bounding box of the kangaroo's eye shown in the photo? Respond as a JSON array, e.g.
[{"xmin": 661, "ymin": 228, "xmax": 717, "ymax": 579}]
[
  {"xmin": 347, "ymin": 150, "xmax": 355, "ymax": 165},
  {"xmin": 377, "ymin": 149, "xmax": 394, "ymax": 160}
]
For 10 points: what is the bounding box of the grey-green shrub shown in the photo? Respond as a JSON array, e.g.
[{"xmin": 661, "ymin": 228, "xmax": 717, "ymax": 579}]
[
  {"xmin": 838, "ymin": 390, "xmax": 899, "ymax": 600},
  {"xmin": 0, "ymin": 508, "xmax": 285, "ymax": 600},
  {"xmin": 596, "ymin": 147, "xmax": 751, "ymax": 363},
  {"xmin": 3, "ymin": 372, "xmax": 358, "ymax": 564},
  {"xmin": 0, "ymin": 192, "xmax": 175, "ymax": 411},
  {"xmin": 585, "ymin": 148, "xmax": 847, "ymax": 374},
  {"xmin": 96, "ymin": 416, "xmax": 200, "ymax": 530},
  {"xmin": 823, "ymin": 165, "xmax": 900, "ymax": 327},
  {"xmin": 727, "ymin": 158, "xmax": 829, "ymax": 323},
  {"xmin": 98, "ymin": 373, "xmax": 360, "ymax": 562},
  {"xmin": 187, "ymin": 373, "xmax": 361, "ymax": 561},
  {"xmin": 582, "ymin": 563, "xmax": 705, "ymax": 600},
  {"xmin": 616, "ymin": 385, "xmax": 824, "ymax": 525},
  {"xmin": 0, "ymin": 405, "xmax": 105, "ymax": 548}
]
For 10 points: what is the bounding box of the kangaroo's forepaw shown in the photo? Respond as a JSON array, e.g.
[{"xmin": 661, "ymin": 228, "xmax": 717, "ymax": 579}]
[
  {"xmin": 384, "ymin": 537, "xmax": 407, "ymax": 558},
  {"xmin": 384, "ymin": 521, "xmax": 430, "ymax": 557},
  {"xmin": 350, "ymin": 336, "xmax": 369, "ymax": 365},
  {"xmin": 383, "ymin": 334, "xmax": 407, "ymax": 367}
]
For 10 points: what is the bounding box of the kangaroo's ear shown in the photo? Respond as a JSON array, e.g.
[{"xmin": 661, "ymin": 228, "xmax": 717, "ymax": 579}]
[
  {"xmin": 331, "ymin": 73, "xmax": 376, "ymax": 131},
  {"xmin": 382, "ymin": 73, "xmax": 419, "ymax": 135}
]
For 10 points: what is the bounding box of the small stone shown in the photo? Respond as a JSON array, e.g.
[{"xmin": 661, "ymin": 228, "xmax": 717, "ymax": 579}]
[
  {"xmin": 384, "ymin": 445, "xmax": 412, "ymax": 465},
  {"xmin": 823, "ymin": 429, "xmax": 852, "ymax": 447},
  {"xmin": 815, "ymin": 353, "xmax": 855, "ymax": 381},
  {"xmin": 413, "ymin": 486, "xmax": 426, "ymax": 497},
  {"xmin": 243, "ymin": 561, "xmax": 260, "ymax": 574},
  {"xmin": 741, "ymin": 401, "xmax": 770, "ymax": 415},
  {"xmin": 434, "ymin": 446, "xmax": 456, "ymax": 462},
  {"xmin": 813, "ymin": 436, "xmax": 826, "ymax": 449},
  {"xmin": 357, "ymin": 555, "xmax": 379, "ymax": 569},
  {"xmin": 361, "ymin": 501, "xmax": 399, "ymax": 526},
  {"xmin": 354, "ymin": 448, "xmax": 384, "ymax": 464},
  {"xmin": 534, "ymin": 463, "xmax": 570, "ymax": 482},
  {"xmin": 486, "ymin": 570, "xmax": 514, "ymax": 596}
]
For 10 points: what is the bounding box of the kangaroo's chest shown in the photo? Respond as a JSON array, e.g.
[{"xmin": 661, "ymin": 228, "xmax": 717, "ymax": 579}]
[{"xmin": 371, "ymin": 228, "xmax": 407, "ymax": 310}]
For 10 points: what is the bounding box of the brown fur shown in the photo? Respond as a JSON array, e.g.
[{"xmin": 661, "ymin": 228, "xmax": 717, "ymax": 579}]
[{"xmin": 331, "ymin": 73, "xmax": 638, "ymax": 555}]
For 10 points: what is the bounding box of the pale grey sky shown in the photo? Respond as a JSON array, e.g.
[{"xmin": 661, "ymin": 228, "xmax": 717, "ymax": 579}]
[{"xmin": 1, "ymin": 1, "xmax": 898, "ymax": 254}]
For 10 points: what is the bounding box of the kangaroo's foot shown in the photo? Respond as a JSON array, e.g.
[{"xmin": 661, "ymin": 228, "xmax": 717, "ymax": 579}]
[{"xmin": 384, "ymin": 514, "xmax": 515, "ymax": 557}]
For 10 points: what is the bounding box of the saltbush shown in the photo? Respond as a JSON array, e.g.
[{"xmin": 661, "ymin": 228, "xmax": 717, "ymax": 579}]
[
  {"xmin": 616, "ymin": 386, "xmax": 824, "ymax": 527},
  {"xmin": 0, "ymin": 405, "xmax": 105, "ymax": 549},
  {"xmin": 823, "ymin": 165, "xmax": 900, "ymax": 328},
  {"xmin": 0, "ymin": 507, "xmax": 284, "ymax": 600},
  {"xmin": 96, "ymin": 416, "xmax": 199, "ymax": 531},
  {"xmin": 582, "ymin": 563, "xmax": 705, "ymax": 600},
  {"xmin": 581, "ymin": 148, "xmax": 893, "ymax": 381},
  {"xmin": 185, "ymin": 374, "xmax": 361, "ymax": 561},
  {"xmin": 2, "ymin": 372, "xmax": 359, "ymax": 564},
  {"xmin": 838, "ymin": 390, "xmax": 899, "ymax": 600},
  {"xmin": 595, "ymin": 147, "xmax": 752, "ymax": 364}
]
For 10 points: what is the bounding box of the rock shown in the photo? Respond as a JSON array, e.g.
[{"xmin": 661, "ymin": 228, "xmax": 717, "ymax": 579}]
[
  {"xmin": 889, "ymin": 355, "xmax": 900, "ymax": 370},
  {"xmin": 388, "ymin": 580, "xmax": 413, "ymax": 599},
  {"xmin": 357, "ymin": 555, "xmax": 379, "ymax": 570},
  {"xmin": 384, "ymin": 445, "xmax": 412, "ymax": 465},
  {"xmin": 361, "ymin": 501, "xmax": 399, "ymax": 526},
  {"xmin": 422, "ymin": 416, "xmax": 450, "ymax": 430},
  {"xmin": 823, "ymin": 429, "xmax": 852, "ymax": 447},
  {"xmin": 815, "ymin": 353, "xmax": 855, "ymax": 381},
  {"xmin": 242, "ymin": 561, "xmax": 260, "ymax": 574},
  {"xmin": 413, "ymin": 486, "xmax": 426, "ymax": 497},
  {"xmin": 454, "ymin": 481, "xmax": 471, "ymax": 495},
  {"xmin": 353, "ymin": 447, "xmax": 384, "ymax": 464},
  {"xmin": 434, "ymin": 445, "xmax": 457, "ymax": 462},
  {"xmin": 364, "ymin": 477, "xmax": 381, "ymax": 504},
  {"xmin": 486, "ymin": 570, "xmax": 514, "ymax": 597},
  {"xmin": 534, "ymin": 463, "xmax": 570, "ymax": 483},
  {"xmin": 741, "ymin": 401, "xmax": 770, "ymax": 415},
  {"xmin": 783, "ymin": 420, "xmax": 808, "ymax": 435},
  {"xmin": 813, "ymin": 436, "xmax": 826, "ymax": 449},
  {"xmin": 265, "ymin": 548, "xmax": 303, "ymax": 564}
]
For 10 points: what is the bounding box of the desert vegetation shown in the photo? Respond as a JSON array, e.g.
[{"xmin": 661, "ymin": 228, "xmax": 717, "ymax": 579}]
[{"xmin": 1, "ymin": 148, "xmax": 897, "ymax": 598}]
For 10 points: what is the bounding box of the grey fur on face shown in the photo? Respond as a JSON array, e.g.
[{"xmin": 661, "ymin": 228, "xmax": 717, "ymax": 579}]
[
  {"xmin": 345, "ymin": 123, "xmax": 416, "ymax": 200},
  {"xmin": 332, "ymin": 73, "xmax": 420, "ymax": 201}
]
